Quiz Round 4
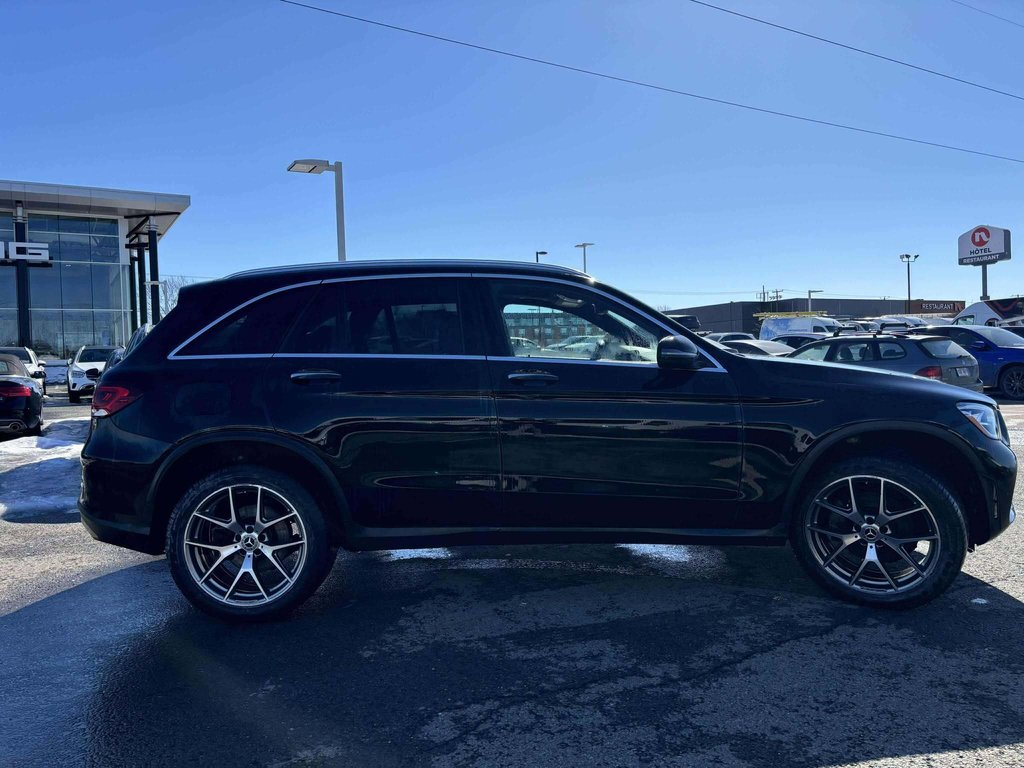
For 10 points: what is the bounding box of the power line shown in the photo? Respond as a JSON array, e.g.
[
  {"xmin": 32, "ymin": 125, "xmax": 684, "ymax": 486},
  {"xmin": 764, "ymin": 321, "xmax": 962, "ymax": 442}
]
[
  {"xmin": 277, "ymin": 0, "xmax": 1024, "ymax": 165},
  {"xmin": 686, "ymin": 0, "xmax": 1024, "ymax": 102},
  {"xmin": 949, "ymin": 0, "xmax": 1024, "ymax": 30}
]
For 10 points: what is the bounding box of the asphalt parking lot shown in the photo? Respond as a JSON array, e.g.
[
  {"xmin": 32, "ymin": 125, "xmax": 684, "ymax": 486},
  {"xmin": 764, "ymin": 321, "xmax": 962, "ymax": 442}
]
[{"xmin": 2, "ymin": 391, "xmax": 1024, "ymax": 767}]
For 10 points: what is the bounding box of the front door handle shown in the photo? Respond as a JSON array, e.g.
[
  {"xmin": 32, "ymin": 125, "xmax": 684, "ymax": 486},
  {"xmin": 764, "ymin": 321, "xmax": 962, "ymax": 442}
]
[
  {"xmin": 290, "ymin": 369, "xmax": 343, "ymax": 384},
  {"xmin": 507, "ymin": 371, "xmax": 559, "ymax": 385}
]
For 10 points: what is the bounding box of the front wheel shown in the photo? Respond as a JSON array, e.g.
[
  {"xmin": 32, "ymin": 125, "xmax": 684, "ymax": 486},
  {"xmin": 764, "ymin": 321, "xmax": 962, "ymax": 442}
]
[
  {"xmin": 165, "ymin": 466, "xmax": 334, "ymax": 621},
  {"xmin": 999, "ymin": 366, "xmax": 1024, "ymax": 399},
  {"xmin": 68, "ymin": 390, "xmax": 80, "ymax": 404},
  {"xmin": 792, "ymin": 457, "xmax": 967, "ymax": 609}
]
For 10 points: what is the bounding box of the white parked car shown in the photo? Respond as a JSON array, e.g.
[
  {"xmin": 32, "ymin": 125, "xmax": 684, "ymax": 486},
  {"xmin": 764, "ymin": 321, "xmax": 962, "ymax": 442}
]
[
  {"xmin": 66, "ymin": 346, "xmax": 117, "ymax": 403},
  {"xmin": 759, "ymin": 316, "xmax": 842, "ymax": 340},
  {"xmin": 0, "ymin": 347, "xmax": 47, "ymax": 395}
]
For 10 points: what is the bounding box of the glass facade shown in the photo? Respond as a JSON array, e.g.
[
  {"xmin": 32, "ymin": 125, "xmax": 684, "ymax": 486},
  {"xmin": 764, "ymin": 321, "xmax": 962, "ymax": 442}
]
[{"xmin": 0, "ymin": 213, "xmax": 132, "ymax": 357}]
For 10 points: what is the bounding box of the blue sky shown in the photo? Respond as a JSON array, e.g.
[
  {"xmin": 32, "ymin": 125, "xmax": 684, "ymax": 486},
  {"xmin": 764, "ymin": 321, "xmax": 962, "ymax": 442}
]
[{"xmin": 3, "ymin": 0, "xmax": 1024, "ymax": 309}]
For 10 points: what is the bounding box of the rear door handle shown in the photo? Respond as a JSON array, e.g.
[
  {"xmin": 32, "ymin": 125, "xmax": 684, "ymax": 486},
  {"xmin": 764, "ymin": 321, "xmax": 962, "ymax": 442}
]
[
  {"xmin": 507, "ymin": 371, "xmax": 559, "ymax": 385},
  {"xmin": 290, "ymin": 369, "xmax": 343, "ymax": 384}
]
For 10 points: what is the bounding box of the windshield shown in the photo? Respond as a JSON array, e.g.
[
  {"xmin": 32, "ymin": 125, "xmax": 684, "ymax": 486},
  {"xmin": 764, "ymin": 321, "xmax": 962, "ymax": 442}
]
[
  {"xmin": 79, "ymin": 348, "xmax": 115, "ymax": 363},
  {"xmin": 971, "ymin": 327, "xmax": 1024, "ymax": 347}
]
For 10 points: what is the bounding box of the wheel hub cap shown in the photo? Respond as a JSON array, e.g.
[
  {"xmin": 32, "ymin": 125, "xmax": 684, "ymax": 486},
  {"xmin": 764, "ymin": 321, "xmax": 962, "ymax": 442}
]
[
  {"xmin": 240, "ymin": 532, "xmax": 259, "ymax": 552},
  {"xmin": 860, "ymin": 524, "xmax": 881, "ymax": 542}
]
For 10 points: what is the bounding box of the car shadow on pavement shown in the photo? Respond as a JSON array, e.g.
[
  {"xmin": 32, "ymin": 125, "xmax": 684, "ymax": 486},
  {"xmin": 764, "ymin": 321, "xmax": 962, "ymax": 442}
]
[{"xmin": 1, "ymin": 544, "xmax": 1023, "ymax": 768}]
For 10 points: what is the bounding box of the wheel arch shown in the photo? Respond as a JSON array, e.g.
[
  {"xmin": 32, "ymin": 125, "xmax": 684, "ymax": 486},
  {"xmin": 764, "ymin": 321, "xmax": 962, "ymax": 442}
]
[
  {"xmin": 783, "ymin": 422, "xmax": 990, "ymax": 546},
  {"xmin": 146, "ymin": 431, "xmax": 351, "ymax": 554}
]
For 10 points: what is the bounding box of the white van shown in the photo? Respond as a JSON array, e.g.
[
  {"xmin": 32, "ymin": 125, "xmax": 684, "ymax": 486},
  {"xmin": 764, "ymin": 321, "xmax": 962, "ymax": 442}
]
[
  {"xmin": 759, "ymin": 315, "xmax": 841, "ymax": 340},
  {"xmin": 953, "ymin": 298, "xmax": 1024, "ymax": 327}
]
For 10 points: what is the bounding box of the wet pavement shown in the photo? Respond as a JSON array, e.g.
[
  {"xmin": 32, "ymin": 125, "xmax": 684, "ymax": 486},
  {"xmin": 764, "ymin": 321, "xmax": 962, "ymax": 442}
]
[{"xmin": 1, "ymin": 394, "xmax": 1024, "ymax": 767}]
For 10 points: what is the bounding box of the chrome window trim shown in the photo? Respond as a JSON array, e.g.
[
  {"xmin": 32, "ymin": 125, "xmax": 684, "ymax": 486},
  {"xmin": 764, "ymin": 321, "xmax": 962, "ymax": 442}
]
[
  {"xmin": 166, "ymin": 271, "xmax": 726, "ymax": 372},
  {"xmin": 273, "ymin": 353, "xmax": 487, "ymax": 361},
  {"xmin": 167, "ymin": 279, "xmax": 323, "ymax": 359},
  {"xmin": 485, "ymin": 355, "xmax": 657, "ymax": 368},
  {"xmin": 477, "ymin": 273, "xmax": 727, "ymax": 373}
]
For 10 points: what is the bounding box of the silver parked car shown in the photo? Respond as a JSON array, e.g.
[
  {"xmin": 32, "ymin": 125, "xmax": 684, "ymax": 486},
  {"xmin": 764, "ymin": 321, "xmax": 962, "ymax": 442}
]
[{"xmin": 787, "ymin": 334, "xmax": 983, "ymax": 391}]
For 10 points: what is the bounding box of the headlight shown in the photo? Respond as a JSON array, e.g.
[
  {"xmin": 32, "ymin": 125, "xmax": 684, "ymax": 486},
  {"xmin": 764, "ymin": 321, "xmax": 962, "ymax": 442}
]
[{"xmin": 958, "ymin": 402, "xmax": 1002, "ymax": 440}]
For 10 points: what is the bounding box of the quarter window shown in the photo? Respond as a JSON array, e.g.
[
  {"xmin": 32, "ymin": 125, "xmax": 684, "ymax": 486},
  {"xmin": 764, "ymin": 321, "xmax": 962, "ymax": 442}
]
[
  {"xmin": 832, "ymin": 342, "xmax": 874, "ymax": 362},
  {"xmin": 489, "ymin": 280, "xmax": 660, "ymax": 363},
  {"xmin": 282, "ymin": 278, "xmax": 467, "ymax": 356},
  {"xmin": 178, "ymin": 285, "xmax": 317, "ymax": 356}
]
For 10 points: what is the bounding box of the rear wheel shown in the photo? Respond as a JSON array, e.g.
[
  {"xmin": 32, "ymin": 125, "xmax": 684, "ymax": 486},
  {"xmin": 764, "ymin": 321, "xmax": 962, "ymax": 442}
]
[
  {"xmin": 999, "ymin": 365, "xmax": 1024, "ymax": 399},
  {"xmin": 165, "ymin": 466, "xmax": 334, "ymax": 621},
  {"xmin": 792, "ymin": 456, "xmax": 967, "ymax": 609},
  {"xmin": 68, "ymin": 390, "xmax": 80, "ymax": 404}
]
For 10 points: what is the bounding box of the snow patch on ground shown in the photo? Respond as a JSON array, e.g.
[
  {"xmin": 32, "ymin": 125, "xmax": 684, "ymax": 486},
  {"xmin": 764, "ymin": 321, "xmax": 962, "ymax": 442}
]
[
  {"xmin": 0, "ymin": 418, "xmax": 88, "ymax": 520},
  {"xmin": 378, "ymin": 548, "xmax": 453, "ymax": 561},
  {"xmin": 616, "ymin": 543, "xmax": 693, "ymax": 563}
]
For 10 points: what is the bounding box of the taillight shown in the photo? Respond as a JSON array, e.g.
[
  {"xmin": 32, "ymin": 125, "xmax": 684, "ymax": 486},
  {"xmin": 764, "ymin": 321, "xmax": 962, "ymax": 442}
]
[
  {"xmin": 915, "ymin": 366, "xmax": 943, "ymax": 379},
  {"xmin": 91, "ymin": 385, "xmax": 139, "ymax": 417},
  {"xmin": 0, "ymin": 384, "xmax": 33, "ymax": 398}
]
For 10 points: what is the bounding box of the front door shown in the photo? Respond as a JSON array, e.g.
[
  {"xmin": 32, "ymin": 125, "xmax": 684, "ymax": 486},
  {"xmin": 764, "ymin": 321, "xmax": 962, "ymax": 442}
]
[
  {"xmin": 480, "ymin": 277, "xmax": 743, "ymax": 530},
  {"xmin": 263, "ymin": 276, "xmax": 500, "ymax": 530}
]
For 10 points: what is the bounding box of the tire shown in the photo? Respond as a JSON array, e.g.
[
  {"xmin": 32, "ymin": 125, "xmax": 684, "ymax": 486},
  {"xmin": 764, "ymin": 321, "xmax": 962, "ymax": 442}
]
[
  {"xmin": 26, "ymin": 422, "xmax": 42, "ymax": 437},
  {"xmin": 791, "ymin": 456, "xmax": 967, "ymax": 609},
  {"xmin": 999, "ymin": 365, "xmax": 1024, "ymax": 400},
  {"xmin": 165, "ymin": 465, "xmax": 334, "ymax": 622},
  {"xmin": 68, "ymin": 391, "xmax": 80, "ymax": 404}
]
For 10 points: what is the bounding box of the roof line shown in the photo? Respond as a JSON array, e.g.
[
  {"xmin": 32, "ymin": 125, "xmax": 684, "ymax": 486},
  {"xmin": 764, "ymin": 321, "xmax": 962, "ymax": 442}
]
[{"xmin": 225, "ymin": 259, "xmax": 591, "ymax": 280}]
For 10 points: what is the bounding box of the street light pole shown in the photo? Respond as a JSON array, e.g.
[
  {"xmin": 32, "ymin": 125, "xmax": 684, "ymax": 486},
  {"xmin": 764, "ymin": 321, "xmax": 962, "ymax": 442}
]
[
  {"xmin": 535, "ymin": 250, "xmax": 547, "ymax": 263},
  {"xmin": 807, "ymin": 290, "xmax": 822, "ymax": 312},
  {"xmin": 898, "ymin": 254, "xmax": 919, "ymax": 313},
  {"xmin": 287, "ymin": 158, "xmax": 346, "ymax": 261},
  {"xmin": 575, "ymin": 242, "xmax": 594, "ymax": 272}
]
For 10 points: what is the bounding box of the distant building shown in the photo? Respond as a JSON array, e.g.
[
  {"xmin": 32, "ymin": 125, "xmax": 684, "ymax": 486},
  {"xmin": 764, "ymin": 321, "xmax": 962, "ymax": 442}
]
[
  {"xmin": 0, "ymin": 179, "xmax": 189, "ymax": 357},
  {"xmin": 667, "ymin": 298, "xmax": 959, "ymax": 335}
]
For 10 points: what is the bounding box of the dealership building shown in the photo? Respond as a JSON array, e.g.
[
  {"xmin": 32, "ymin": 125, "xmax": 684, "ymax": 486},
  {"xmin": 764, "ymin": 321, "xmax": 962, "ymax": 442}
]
[{"xmin": 0, "ymin": 179, "xmax": 190, "ymax": 358}]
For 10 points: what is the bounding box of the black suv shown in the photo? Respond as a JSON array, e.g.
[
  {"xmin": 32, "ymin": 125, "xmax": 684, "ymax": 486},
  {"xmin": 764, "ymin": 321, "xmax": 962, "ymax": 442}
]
[{"xmin": 80, "ymin": 261, "xmax": 1017, "ymax": 620}]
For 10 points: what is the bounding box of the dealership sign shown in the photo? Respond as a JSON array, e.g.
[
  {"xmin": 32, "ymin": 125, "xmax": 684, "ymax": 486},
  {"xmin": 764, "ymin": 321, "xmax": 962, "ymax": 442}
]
[
  {"xmin": 958, "ymin": 225, "xmax": 1011, "ymax": 266},
  {"xmin": 0, "ymin": 242, "xmax": 50, "ymax": 262}
]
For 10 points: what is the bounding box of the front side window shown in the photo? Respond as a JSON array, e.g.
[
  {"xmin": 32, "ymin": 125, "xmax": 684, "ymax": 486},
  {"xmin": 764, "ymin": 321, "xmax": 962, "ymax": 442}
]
[
  {"xmin": 178, "ymin": 285, "xmax": 317, "ymax": 357},
  {"xmin": 489, "ymin": 280, "xmax": 660, "ymax": 363},
  {"xmin": 790, "ymin": 343, "xmax": 829, "ymax": 361},
  {"xmin": 282, "ymin": 278, "xmax": 467, "ymax": 356}
]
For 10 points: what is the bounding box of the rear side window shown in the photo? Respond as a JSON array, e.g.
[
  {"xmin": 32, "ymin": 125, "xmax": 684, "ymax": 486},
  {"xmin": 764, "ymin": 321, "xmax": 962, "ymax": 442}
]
[
  {"xmin": 877, "ymin": 342, "xmax": 906, "ymax": 360},
  {"xmin": 282, "ymin": 278, "xmax": 467, "ymax": 356},
  {"xmin": 178, "ymin": 285, "xmax": 317, "ymax": 357},
  {"xmin": 920, "ymin": 339, "xmax": 969, "ymax": 359},
  {"xmin": 833, "ymin": 342, "xmax": 874, "ymax": 362}
]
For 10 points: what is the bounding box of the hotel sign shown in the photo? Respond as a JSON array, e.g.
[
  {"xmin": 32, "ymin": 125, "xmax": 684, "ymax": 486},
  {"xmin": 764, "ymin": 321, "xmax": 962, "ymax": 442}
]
[{"xmin": 0, "ymin": 242, "xmax": 50, "ymax": 262}]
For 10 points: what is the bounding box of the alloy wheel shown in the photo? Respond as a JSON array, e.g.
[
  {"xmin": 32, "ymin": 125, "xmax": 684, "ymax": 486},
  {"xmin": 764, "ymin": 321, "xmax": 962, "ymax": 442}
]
[
  {"xmin": 183, "ymin": 484, "xmax": 307, "ymax": 606},
  {"xmin": 1003, "ymin": 369, "xmax": 1024, "ymax": 398},
  {"xmin": 805, "ymin": 475, "xmax": 940, "ymax": 594}
]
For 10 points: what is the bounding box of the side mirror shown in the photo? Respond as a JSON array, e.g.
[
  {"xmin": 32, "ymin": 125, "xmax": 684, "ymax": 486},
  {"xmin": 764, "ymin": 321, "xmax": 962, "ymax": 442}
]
[
  {"xmin": 31, "ymin": 371, "xmax": 44, "ymax": 379},
  {"xmin": 657, "ymin": 335, "xmax": 703, "ymax": 370},
  {"xmin": 38, "ymin": 361, "xmax": 46, "ymax": 367}
]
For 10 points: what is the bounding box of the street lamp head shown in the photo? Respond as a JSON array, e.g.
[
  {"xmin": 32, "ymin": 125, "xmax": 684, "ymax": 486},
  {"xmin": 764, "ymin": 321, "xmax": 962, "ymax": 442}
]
[
  {"xmin": 575, "ymin": 242, "xmax": 594, "ymax": 249},
  {"xmin": 287, "ymin": 158, "xmax": 333, "ymax": 174},
  {"xmin": 536, "ymin": 251, "xmax": 547, "ymax": 256},
  {"xmin": 899, "ymin": 253, "xmax": 919, "ymax": 263}
]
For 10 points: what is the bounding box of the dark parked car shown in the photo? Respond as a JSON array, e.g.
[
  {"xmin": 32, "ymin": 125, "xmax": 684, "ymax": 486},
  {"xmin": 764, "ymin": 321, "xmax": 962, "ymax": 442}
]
[
  {"xmin": 787, "ymin": 334, "xmax": 983, "ymax": 391},
  {"xmin": 665, "ymin": 313, "xmax": 701, "ymax": 332},
  {"xmin": 0, "ymin": 346, "xmax": 47, "ymax": 395},
  {"xmin": 80, "ymin": 261, "xmax": 1017, "ymax": 620},
  {"xmin": 0, "ymin": 354, "xmax": 43, "ymax": 436},
  {"xmin": 921, "ymin": 325, "xmax": 1024, "ymax": 399}
]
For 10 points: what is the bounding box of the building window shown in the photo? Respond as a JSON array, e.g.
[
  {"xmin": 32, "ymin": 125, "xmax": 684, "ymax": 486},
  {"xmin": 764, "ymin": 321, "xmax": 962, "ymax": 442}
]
[
  {"xmin": 29, "ymin": 266, "xmax": 61, "ymax": 308},
  {"xmin": 0, "ymin": 310, "xmax": 16, "ymax": 346},
  {"xmin": 0, "ymin": 270, "xmax": 17, "ymax": 309},
  {"xmin": 91, "ymin": 264, "xmax": 122, "ymax": 310},
  {"xmin": 60, "ymin": 263, "xmax": 92, "ymax": 309},
  {"xmin": 29, "ymin": 310, "xmax": 63, "ymax": 358}
]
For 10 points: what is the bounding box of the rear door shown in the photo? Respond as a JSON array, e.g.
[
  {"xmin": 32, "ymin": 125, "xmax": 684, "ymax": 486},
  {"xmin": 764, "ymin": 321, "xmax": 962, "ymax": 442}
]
[
  {"xmin": 262, "ymin": 275, "xmax": 500, "ymax": 530},
  {"xmin": 942, "ymin": 328, "xmax": 996, "ymax": 385},
  {"xmin": 479, "ymin": 276, "xmax": 742, "ymax": 530}
]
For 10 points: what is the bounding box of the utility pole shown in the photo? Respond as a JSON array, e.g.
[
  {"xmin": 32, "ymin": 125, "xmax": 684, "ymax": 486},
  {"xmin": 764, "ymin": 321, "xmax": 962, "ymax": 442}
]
[{"xmin": 807, "ymin": 290, "xmax": 823, "ymax": 312}]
